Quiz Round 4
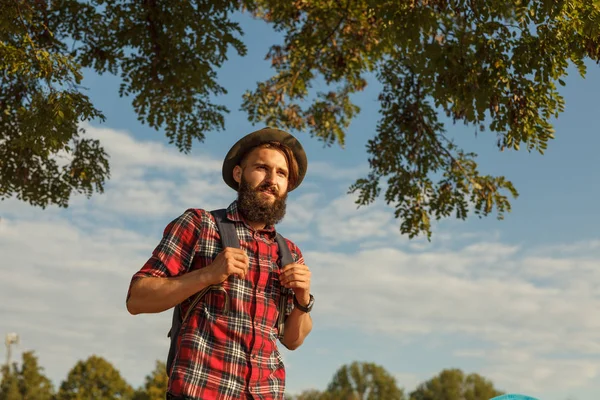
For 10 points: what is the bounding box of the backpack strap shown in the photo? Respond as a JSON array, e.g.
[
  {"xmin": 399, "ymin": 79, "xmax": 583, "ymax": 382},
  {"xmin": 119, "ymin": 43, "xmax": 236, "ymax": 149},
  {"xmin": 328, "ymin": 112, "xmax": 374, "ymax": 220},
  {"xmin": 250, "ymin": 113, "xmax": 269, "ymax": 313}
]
[
  {"xmin": 275, "ymin": 233, "xmax": 294, "ymax": 267},
  {"xmin": 167, "ymin": 211, "xmax": 228, "ymax": 335},
  {"xmin": 166, "ymin": 209, "xmax": 238, "ymax": 375},
  {"xmin": 274, "ymin": 232, "xmax": 294, "ymax": 339},
  {"xmin": 178, "ymin": 209, "xmax": 238, "ymax": 323},
  {"xmin": 211, "ymin": 208, "xmax": 240, "ymax": 249}
]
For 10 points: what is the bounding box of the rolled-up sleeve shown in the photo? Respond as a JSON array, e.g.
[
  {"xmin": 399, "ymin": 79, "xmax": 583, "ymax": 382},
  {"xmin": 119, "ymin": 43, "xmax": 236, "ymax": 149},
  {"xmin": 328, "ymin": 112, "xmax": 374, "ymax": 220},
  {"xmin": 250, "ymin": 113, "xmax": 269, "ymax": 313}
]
[{"xmin": 126, "ymin": 209, "xmax": 201, "ymax": 300}]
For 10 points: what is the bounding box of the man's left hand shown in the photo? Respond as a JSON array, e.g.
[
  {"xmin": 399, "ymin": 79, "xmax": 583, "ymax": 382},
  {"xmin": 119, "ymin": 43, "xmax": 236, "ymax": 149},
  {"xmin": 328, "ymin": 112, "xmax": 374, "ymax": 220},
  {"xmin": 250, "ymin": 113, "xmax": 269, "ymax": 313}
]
[{"xmin": 280, "ymin": 263, "xmax": 311, "ymax": 305}]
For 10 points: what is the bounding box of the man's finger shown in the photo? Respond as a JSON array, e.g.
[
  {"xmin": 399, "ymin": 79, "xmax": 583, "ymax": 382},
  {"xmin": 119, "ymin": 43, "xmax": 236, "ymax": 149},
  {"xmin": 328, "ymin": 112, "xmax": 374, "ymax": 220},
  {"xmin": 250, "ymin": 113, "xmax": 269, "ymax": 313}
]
[
  {"xmin": 280, "ymin": 263, "xmax": 297, "ymax": 273},
  {"xmin": 233, "ymin": 264, "xmax": 247, "ymax": 279},
  {"xmin": 223, "ymin": 247, "xmax": 248, "ymax": 256},
  {"xmin": 283, "ymin": 272, "xmax": 310, "ymax": 283},
  {"xmin": 281, "ymin": 264, "xmax": 309, "ymax": 274},
  {"xmin": 281, "ymin": 274, "xmax": 310, "ymax": 286},
  {"xmin": 227, "ymin": 260, "xmax": 249, "ymax": 278},
  {"xmin": 286, "ymin": 280, "xmax": 310, "ymax": 289},
  {"xmin": 224, "ymin": 249, "xmax": 249, "ymax": 263},
  {"xmin": 281, "ymin": 268, "xmax": 310, "ymax": 281}
]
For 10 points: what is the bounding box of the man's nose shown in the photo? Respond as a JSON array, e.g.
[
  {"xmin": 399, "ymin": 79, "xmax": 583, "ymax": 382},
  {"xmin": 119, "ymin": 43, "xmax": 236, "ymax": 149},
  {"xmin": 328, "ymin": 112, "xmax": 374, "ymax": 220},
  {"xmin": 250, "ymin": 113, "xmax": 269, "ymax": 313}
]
[
  {"xmin": 264, "ymin": 169, "xmax": 278, "ymax": 186},
  {"xmin": 265, "ymin": 169, "xmax": 277, "ymax": 182}
]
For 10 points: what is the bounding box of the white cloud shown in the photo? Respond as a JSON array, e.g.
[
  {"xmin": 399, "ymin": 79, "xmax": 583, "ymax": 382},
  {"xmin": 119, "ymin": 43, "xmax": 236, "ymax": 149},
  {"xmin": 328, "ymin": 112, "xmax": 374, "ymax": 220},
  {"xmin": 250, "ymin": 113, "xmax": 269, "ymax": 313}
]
[
  {"xmin": 280, "ymin": 193, "xmax": 321, "ymax": 230},
  {"xmin": 480, "ymin": 353, "xmax": 600, "ymax": 394},
  {"xmin": 0, "ymin": 214, "xmax": 170, "ymax": 388},
  {"xmin": 453, "ymin": 349, "xmax": 486, "ymax": 358},
  {"xmin": 531, "ymin": 240, "xmax": 600, "ymax": 257},
  {"xmin": 311, "ymin": 194, "xmax": 397, "ymax": 245},
  {"xmin": 83, "ymin": 123, "xmax": 222, "ymax": 174},
  {"xmin": 306, "ymin": 240, "xmax": 600, "ymax": 396}
]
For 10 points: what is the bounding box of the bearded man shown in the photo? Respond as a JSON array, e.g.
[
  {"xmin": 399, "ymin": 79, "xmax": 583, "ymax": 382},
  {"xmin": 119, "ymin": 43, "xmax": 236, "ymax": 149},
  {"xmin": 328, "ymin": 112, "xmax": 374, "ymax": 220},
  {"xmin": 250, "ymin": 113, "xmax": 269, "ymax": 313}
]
[{"xmin": 126, "ymin": 127, "xmax": 314, "ymax": 400}]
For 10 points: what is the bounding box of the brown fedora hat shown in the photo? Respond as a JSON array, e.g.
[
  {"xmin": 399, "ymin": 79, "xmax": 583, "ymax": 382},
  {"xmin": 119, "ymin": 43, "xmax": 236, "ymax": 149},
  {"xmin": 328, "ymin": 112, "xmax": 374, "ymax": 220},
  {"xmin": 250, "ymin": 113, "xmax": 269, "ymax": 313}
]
[{"xmin": 222, "ymin": 127, "xmax": 308, "ymax": 192}]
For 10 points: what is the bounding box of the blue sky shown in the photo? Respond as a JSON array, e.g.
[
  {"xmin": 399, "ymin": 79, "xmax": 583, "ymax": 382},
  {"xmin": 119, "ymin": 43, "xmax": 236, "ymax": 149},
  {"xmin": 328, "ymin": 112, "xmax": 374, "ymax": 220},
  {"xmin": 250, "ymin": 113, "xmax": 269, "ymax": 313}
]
[{"xmin": 2, "ymin": 11, "xmax": 600, "ymax": 400}]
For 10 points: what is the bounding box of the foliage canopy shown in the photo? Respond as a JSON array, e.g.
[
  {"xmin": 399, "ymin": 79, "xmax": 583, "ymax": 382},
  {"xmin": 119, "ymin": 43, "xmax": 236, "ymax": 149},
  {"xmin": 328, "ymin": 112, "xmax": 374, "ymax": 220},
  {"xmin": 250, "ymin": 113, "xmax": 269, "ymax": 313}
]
[{"xmin": 3, "ymin": 0, "xmax": 600, "ymax": 237}]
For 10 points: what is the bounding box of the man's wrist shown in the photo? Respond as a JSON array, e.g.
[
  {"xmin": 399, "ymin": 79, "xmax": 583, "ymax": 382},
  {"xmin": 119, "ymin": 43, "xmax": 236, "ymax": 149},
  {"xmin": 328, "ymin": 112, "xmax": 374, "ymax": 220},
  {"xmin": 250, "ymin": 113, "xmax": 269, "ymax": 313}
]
[
  {"xmin": 294, "ymin": 292, "xmax": 310, "ymax": 307},
  {"xmin": 293, "ymin": 293, "xmax": 314, "ymax": 313},
  {"xmin": 193, "ymin": 267, "xmax": 217, "ymax": 289}
]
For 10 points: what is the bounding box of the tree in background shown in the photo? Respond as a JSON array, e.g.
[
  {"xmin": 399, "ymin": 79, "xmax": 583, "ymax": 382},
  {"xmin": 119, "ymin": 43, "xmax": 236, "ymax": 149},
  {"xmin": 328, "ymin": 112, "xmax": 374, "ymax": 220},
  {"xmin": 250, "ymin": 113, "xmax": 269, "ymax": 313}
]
[
  {"xmin": 293, "ymin": 364, "xmax": 509, "ymax": 400},
  {"xmin": 3, "ymin": 1, "xmax": 600, "ymax": 238},
  {"xmin": 324, "ymin": 361, "xmax": 405, "ymax": 400},
  {"xmin": 132, "ymin": 360, "xmax": 168, "ymax": 400},
  {"xmin": 290, "ymin": 388, "xmax": 331, "ymax": 400},
  {"xmin": 294, "ymin": 361, "xmax": 404, "ymax": 400},
  {"xmin": 0, "ymin": 351, "xmax": 54, "ymax": 400},
  {"xmin": 0, "ymin": 354, "xmax": 510, "ymax": 400},
  {"xmin": 56, "ymin": 355, "xmax": 133, "ymax": 400},
  {"xmin": 409, "ymin": 368, "xmax": 504, "ymax": 400},
  {"xmin": 0, "ymin": 364, "xmax": 21, "ymax": 400}
]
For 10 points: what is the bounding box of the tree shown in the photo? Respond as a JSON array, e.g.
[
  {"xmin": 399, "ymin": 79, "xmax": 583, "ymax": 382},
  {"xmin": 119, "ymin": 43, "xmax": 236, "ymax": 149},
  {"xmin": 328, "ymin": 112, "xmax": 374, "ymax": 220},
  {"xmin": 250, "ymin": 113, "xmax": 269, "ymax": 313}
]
[
  {"xmin": 0, "ymin": 351, "xmax": 54, "ymax": 400},
  {"xmin": 0, "ymin": 0, "xmax": 108, "ymax": 209},
  {"xmin": 3, "ymin": 1, "xmax": 600, "ymax": 238},
  {"xmin": 132, "ymin": 360, "xmax": 168, "ymax": 400},
  {"xmin": 409, "ymin": 368, "xmax": 503, "ymax": 400},
  {"xmin": 0, "ymin": 364, "xmax": 21, "ymax": 400},
  {"xmin": 325, "ymin": 361, "xmax": 405, "ymax": 400},
  {"xmin": 290, "ymin": 388, "xmax": 330, "ymax": 400},
  {"xmin": 18, "ymin": 351, "xmax": 54, "ymax": 400},
  {"xmin": 56, "ymin": 355, "xmax": 133, "ymax": 400}
]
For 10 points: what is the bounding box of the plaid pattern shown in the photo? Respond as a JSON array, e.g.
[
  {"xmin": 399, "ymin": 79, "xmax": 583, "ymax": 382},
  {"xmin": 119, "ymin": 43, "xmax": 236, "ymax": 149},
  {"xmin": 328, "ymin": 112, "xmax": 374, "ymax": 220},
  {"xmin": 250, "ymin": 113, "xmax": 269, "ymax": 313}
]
[{"xmin": 128, "ymin": 201, "xmax": 302, "ymax": 400}]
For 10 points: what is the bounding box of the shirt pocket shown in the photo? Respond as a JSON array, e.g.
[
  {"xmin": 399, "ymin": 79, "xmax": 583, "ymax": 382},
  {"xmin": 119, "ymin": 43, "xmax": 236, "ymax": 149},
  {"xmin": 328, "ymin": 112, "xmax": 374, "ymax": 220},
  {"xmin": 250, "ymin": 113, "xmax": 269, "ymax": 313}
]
[{"xmin": 201, "ymin": 286, "xmax": 231, "ymax": 320}]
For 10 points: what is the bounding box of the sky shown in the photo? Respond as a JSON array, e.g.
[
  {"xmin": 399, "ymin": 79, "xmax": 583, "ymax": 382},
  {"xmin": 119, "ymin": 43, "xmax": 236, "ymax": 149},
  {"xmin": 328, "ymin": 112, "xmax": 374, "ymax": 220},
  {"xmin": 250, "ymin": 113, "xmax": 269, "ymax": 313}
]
[{"xmin": 2, "ymin": 11, "xmax": 600, "ymax": 400}]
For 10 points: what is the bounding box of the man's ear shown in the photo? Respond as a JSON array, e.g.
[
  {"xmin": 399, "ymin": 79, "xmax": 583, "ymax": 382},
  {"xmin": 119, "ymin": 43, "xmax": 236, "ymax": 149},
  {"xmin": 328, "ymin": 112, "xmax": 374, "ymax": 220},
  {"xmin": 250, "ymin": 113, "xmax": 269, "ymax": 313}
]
[{"xmin": 233, "ymin": 165, "xmax": 242, "ymax": 184}]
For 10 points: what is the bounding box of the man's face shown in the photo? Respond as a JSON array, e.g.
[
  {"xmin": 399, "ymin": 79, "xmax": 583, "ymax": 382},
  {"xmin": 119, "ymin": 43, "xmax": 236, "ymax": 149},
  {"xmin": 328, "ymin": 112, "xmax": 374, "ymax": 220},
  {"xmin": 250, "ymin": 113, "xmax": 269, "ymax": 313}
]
[{"xmin": 234, "ymin": 147, "xmax": 290, "ymax": 227}]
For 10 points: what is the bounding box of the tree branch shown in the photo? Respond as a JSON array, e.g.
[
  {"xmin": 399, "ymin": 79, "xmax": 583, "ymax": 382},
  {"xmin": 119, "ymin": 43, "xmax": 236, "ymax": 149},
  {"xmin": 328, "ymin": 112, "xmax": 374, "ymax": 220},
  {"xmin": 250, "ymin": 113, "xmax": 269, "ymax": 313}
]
[{"xmin": 279, "ymin": 0, "xmax": 353, "ymax": 97}]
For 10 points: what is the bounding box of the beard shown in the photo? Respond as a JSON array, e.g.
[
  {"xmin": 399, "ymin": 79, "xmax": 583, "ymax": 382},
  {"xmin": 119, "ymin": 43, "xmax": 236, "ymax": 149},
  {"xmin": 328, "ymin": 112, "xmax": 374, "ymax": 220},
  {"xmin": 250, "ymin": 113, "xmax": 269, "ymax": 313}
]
[{"xmin": 237, "ymin": 176, "xmax": 288, "ymax": 227}]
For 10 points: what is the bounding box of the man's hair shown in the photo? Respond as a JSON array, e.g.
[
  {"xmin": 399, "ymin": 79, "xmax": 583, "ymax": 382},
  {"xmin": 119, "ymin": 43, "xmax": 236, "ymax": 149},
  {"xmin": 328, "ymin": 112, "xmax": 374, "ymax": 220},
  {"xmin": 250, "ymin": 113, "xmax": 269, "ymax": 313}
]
[{"xmin": 240, "ymin": 141, "xmax": 299, "ymax": 190}]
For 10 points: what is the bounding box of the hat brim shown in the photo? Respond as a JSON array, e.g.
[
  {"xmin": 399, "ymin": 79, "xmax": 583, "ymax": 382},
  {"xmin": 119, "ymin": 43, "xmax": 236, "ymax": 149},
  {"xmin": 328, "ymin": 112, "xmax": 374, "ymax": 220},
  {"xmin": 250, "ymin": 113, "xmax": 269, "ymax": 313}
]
[{"xmin": 222, "ymin": 127, "xmax": 307, "ymax": 192}]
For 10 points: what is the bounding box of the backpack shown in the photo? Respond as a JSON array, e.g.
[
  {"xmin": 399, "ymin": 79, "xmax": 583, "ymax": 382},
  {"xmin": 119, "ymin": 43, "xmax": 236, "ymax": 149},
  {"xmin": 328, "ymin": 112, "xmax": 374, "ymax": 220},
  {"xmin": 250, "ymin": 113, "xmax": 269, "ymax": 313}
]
[{"xmin": 166, "ymin": 208, "xmax": 294, "ymax": 375}]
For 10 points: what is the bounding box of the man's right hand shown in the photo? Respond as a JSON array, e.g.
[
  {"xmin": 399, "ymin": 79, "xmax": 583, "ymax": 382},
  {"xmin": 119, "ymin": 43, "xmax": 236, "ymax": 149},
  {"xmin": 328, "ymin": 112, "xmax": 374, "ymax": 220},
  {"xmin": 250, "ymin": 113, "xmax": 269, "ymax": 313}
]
[
  {"xmin": 126, "ymin": 248, "xmax": 249, "ymax": 315},
  {"xmin": 205, "ymin": 247, "xmax": 249, "ymax": 285}
]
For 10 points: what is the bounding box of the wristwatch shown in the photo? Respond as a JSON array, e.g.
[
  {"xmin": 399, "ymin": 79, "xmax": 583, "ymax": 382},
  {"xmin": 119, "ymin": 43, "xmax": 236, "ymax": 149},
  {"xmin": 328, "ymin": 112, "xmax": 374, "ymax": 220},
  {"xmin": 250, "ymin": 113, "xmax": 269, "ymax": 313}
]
[{"xmin": 293, "ymin": 294, "xmax": 315, "ymax": 313}]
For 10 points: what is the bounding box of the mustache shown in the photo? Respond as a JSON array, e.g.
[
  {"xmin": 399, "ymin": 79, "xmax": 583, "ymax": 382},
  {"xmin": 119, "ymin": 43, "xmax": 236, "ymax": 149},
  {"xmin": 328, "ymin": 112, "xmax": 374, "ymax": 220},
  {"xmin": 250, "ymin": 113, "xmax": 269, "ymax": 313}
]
[{"xmin": 256, "ymin": 183, "xmax": 278, "ymax": 196}]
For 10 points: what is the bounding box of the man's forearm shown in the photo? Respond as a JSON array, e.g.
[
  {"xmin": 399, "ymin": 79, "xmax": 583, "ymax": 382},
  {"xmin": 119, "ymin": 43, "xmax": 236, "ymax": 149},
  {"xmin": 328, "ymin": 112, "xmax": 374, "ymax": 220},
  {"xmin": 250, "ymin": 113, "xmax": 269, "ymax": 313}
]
[
  {"xmin": 126, "ymin": 269, "xmax": 212, "ymax": 315},
  {"xmin": 281, "ymin": 308, "xmax": 313, "ymax": 350}
]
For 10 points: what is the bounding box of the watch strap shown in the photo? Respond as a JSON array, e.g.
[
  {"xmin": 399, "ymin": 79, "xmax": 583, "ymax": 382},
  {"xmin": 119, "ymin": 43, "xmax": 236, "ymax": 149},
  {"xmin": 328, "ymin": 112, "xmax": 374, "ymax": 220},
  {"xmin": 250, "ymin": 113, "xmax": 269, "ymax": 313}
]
[{"xmin": 293, "ymin": 294, "xmax": 314, "ymax": 313}]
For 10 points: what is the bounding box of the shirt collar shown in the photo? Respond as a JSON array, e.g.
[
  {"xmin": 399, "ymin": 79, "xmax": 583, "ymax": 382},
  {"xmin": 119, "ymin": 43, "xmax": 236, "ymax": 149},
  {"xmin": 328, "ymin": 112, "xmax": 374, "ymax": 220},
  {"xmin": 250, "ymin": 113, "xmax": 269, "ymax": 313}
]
[{"xmin": 226, "ymin": 200, "xmax": 277, "ymax": 238}]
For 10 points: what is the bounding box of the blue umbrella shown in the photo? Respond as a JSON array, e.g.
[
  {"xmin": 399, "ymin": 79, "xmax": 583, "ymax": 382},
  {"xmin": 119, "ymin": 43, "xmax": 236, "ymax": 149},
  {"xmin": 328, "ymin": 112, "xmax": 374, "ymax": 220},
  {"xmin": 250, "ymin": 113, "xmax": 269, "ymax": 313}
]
[{"xmin": 490, "ymin": 395, "xmax": 539, "ymax": 400}]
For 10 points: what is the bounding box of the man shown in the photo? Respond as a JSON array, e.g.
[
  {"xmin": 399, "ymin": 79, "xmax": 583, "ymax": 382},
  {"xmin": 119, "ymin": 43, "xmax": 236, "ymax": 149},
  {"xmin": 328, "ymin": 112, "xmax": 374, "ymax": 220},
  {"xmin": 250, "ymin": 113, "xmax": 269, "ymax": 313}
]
[{"xmin": 126, "ymin": 127, "xmax": 314, "ymax": 400}]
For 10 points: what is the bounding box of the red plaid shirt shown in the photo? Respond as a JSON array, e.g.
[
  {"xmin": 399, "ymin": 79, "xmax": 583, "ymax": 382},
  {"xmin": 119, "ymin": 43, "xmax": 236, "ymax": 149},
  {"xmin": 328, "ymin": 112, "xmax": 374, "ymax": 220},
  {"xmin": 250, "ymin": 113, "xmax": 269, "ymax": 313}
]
[{"xmin": 128, "ymin": 201, "xmax": 302, "ymax": 400}]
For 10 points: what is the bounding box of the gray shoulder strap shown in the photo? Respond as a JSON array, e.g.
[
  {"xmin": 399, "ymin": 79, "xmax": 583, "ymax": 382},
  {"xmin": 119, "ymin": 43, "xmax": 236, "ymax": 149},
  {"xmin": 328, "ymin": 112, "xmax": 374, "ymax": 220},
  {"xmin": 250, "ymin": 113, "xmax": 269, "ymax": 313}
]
[
  {"xmin": 210, "ymin": 209, "xmax": 240, "ymax": 249},
  {"xmin": 275, "ymin": 233, "xmax": 294, "ymax": 267}
]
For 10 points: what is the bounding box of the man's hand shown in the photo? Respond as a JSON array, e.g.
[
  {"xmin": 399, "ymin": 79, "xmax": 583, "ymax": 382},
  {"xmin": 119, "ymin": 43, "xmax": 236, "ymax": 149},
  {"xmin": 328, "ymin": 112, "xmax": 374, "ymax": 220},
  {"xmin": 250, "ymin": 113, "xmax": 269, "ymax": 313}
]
[
  {"xmin": 205, "ymin": 247, "xmax": 249, "ymax": 285},
  {"xmin": 280, "ymin": 263, "xmax": 311, "ymax": 305}
]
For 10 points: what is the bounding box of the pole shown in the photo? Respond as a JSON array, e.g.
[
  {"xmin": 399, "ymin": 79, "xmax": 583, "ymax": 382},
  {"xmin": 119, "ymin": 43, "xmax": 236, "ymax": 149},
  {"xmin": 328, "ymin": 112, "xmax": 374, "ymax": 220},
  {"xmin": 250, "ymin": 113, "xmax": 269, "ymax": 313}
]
[
  {"xmin": 4, "ymin": 333, "xmax": 19, "ymax": 368},
  {"xmin": 5, "ymin": 340, "xmax": 10, "ymax": 368}
]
